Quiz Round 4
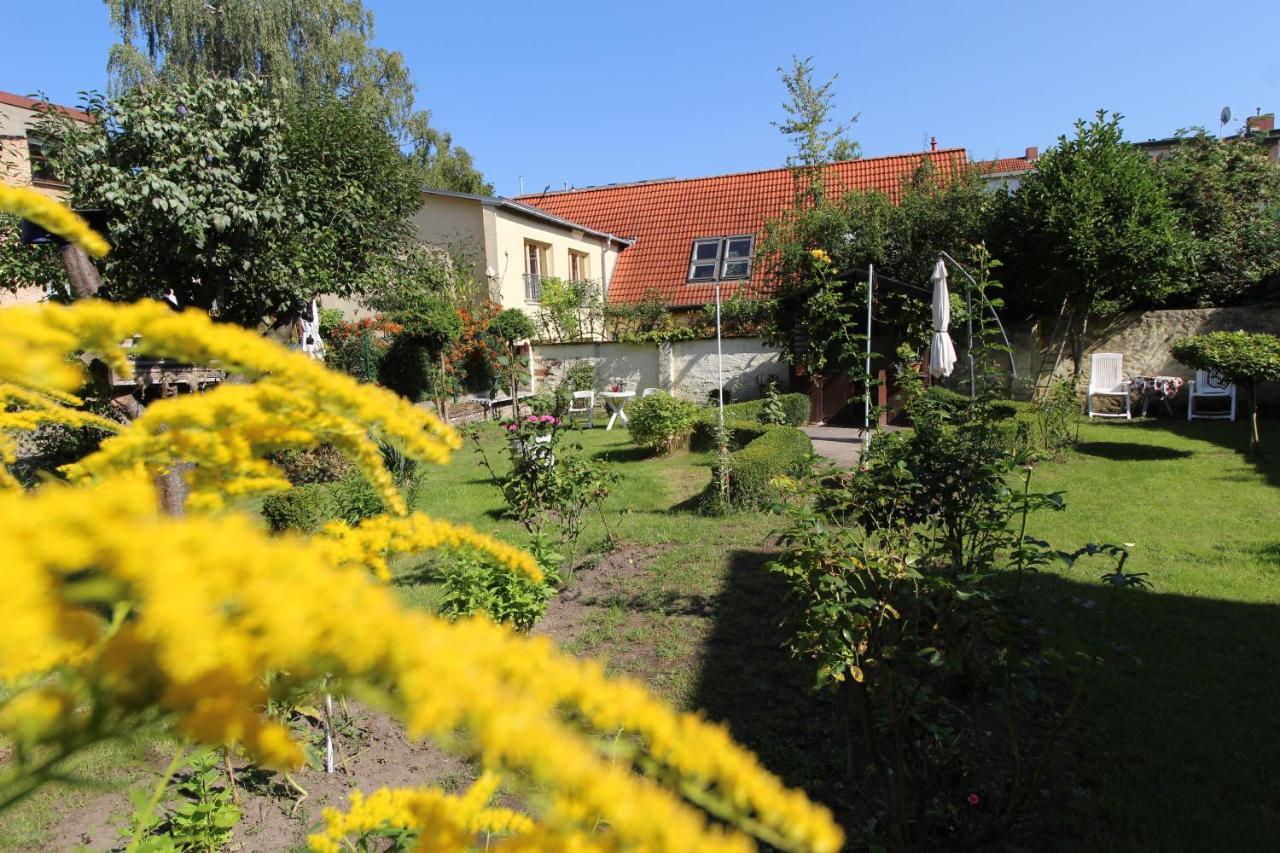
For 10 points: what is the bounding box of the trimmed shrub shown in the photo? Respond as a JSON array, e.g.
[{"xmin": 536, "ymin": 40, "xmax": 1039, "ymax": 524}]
[
  {"xmin": 270, "ymin": 445, "xmax": 353, "ymax": 486},
  {"xmin": 261, "ymin": 471, "xmax": 387, "ymax": 533},
  {"xmin": 713, "ymin": 426, "xmax": 813, "ymax": 510},
  {"xmin": 262, "ymin": 483, "xmax": 333, "ymax": 533},
  {"xmin": 690, "ymin": 393, "xmax": 808, "ymax": 450},
  {"xmin": 629, "ymin": 392, "xmax": 700, "ymax": 454}
]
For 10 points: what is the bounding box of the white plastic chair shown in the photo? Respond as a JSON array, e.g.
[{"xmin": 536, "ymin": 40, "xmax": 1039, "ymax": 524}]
[
  {"xmin": 1087, "ymin": 352, "xmax": 1131, "ymax": 419},
  {"xmin": 641, "ymin": 387, "xmax": 660, "ymax": 398},
  {"xmin": 1187, "ymin": 369, "xmax": 1236, "ymax": 421},
  {"xmin": 568, "ymin": 390, "xmax": 595, "ymax": 428}
]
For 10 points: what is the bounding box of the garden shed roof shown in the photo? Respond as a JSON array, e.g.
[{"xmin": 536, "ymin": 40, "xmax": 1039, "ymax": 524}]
[{"xmin": 516, "ymin": 149, "xmax": 967, "ymax": 307}]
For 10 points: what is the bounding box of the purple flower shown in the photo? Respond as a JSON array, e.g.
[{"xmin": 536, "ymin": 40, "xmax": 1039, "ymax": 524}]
[
  {"xmin": 177, "ymin": 104, "xmax": 188, "ymax": 116},
  {"xmin": 540, "ymin": 415, "xmax": 555, "ymax": 423}
]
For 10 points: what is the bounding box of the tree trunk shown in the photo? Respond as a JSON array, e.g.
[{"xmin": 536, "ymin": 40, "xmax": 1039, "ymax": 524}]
[{"xmin": 61, "ymin": 244, "xmax": 103, "ymax": 299}]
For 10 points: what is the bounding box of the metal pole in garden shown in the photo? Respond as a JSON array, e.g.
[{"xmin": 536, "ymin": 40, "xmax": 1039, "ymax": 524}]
[
  {"xmin": 864, "ymin": 264, "xmax": 874, "ymax": 451},
  {"xmin": 715, "ymin": 280, "xmax": 725, "ymax": 427}
]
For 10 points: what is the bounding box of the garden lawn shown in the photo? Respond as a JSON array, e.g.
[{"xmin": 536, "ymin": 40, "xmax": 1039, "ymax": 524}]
[{"xmin": 1012, "ymin": 418, "xmax": 1280, "ymax": 851}]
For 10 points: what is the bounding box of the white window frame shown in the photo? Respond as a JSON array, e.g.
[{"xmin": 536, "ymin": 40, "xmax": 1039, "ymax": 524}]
[
  {"xmin": 525, "ymin": 241, "xmax": 551, "ymax": 302},
  {"xmin": 719, "ymin": 234, "xmax": 754, "ymax": 280},
  {"xmin": 687, "ymin": 235, "xmax": 754, "ymax": 283},
  {"xmin": 688, "ymin": 238, "xmax": 723, "ymax": 282},
  {"xmin": 568, "ymin": 249, "xmax": 590, "ymax": 282}
]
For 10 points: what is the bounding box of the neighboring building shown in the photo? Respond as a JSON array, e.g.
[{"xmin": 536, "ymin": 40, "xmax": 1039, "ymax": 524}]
[
  {"xmin": 976, "ymin": 146, "xmax": 1039, "ymax": 191},
  {"xmin": 409, "ymin": 188, "xmax": 632, "ymax": 329},
  {"xmin": 1136, "ymin": 111, "xmax": 1279, "ymax": 162},
  {"xmin": 2, "ymin": 89, "xmax": 93, "ymax": 307},
  {"xmin": 514, "ymin": 149, "xmax": 967, "ymax": 310},
  {"xmin": 1, "ymin": 90, "xmax": 92, "ymax": 197}
]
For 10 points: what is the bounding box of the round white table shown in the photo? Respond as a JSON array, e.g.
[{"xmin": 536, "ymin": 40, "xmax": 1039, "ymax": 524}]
[{"xmin": 598, "ymin": 390, "xmax": 635, "ymax": 430}]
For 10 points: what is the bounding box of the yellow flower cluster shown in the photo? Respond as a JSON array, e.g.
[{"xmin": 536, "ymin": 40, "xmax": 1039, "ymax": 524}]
[
  {"xmin": 0, "ymin": 185, "xmax": 111, "ymax": 257},
  {"xmin": 0, "ymin": 300, "xmax": 459, "ymax": 512},
  {"xmin": 0, "ymin": 381, "xmax": 119, "ymax": 488},
  {"xmin": 0, "ymin": 279, "xmax": 842, "ymax": 850},
  {"xmin": 310, "ymin": 771, "xmax": 535, "ymax": 852},
  {"xmin": 808, "ymin": 248, "xmax": 832, "ymax": 265},
  {"xmin": 0, "ymin": 472, "xmax": 842, "ymax": 851},
  {"xmin": 319, "ymin": 513, "xmax": 543, "ymax": 583}
]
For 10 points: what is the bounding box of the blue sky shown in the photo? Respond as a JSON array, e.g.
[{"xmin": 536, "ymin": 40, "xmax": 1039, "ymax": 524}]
[{"xmin": 5, "ymin": 1, "xmax": 1278, "ymax": 196}]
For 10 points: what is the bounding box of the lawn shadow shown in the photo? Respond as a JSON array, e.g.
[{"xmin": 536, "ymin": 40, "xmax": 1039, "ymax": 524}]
[
  {"xmin": 1115, "ymin": 418, "xmax": 1280, "ymax": 488},
  {"xmin": 690, "ymin": 546, "xmax": 1280, "ymax": 850},
  {"xmin": 690, "ymin": 549, "xmax": 855, "ymax": 827},
  {"xmin": 1076, "ymin": 441, "xmax": 1192, "ymax": 461},
  {"xmin": 592, "ymin": 445, "xmax": 654, "ymax": 464},
  {"xmin": 1016, "ymin": 570, "xmax": 1280, "ymax": 851}
]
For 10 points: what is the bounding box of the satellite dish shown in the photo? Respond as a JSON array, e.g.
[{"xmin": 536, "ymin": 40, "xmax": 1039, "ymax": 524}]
[{"xmin": 1220, "ymin": 106, "xmax": 1232, "ymax": 126}]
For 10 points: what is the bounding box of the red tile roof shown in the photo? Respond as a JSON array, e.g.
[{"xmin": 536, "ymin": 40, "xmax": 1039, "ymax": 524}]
[
  {"xmin": 976, "ymin": 155, "xmax": 1036, "ymax": 175},
  {"xmin": 517, "ymin": 150, "xmax": 968, "ymax": 307},
  {"xmin": 0, "ymin": 90, "xmax": 93, "ymax": 124}
]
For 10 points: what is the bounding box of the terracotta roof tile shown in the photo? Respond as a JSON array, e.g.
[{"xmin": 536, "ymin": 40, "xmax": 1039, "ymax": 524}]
[
  {"xmin": 517, "ymin": 150, "xmax": 967, "ymax": 306},
  {"xmin": 976, "ymin": 155, "xmax": 1035, "ymax": 175}
]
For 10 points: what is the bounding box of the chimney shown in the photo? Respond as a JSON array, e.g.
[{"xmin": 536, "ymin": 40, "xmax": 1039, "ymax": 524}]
[
  {"xmin": 930, "ymin": 136, "xmax": 937, "ymax": 152},
  {"xmin": 1246, "ymin": 112, "xmax": 1275, "ymax": 133},
  {"xmin": 1025, "ymin": 146, "xmax": 1039, "ymax": 161}
]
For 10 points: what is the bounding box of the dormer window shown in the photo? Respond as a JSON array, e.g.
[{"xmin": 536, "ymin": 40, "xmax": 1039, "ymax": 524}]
[{"xmin": 687, "ymin": 235, "xmax": 754, "ymax": 282}]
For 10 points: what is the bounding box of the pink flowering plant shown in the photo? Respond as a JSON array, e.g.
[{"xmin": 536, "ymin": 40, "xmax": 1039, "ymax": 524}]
[{"xmin": 468, "ymin": 415, "xmax": 618, "ymax": 580}]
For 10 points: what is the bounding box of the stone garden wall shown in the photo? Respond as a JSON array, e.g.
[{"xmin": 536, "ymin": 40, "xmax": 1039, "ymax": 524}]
[
  {"xmin": 531, "ymin": 337, "xmax": 787, "ymax": 402},
  {"xmin": 1008, "ymin": 303, "xmax": 1280, "ymax": 404}
]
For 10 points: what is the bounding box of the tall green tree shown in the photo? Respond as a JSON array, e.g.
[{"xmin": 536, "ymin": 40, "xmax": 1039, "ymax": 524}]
[
  {"xmin": 41, "ymin": 78, "xmax": 421, "ymax": 327},
  {"xmin": 104, "ymin": 0, "xmax": 490, "ymax": 193},
  {"xmin": 993, "ymin": 111, "xmax": 1190, "ymax": 376},
  {"xmin": 1158, "ymin": 131, "xmax": 1280, "ymax": 306},
  {"xmin": 774, "ymin": 56, "xmax": 860, "ymax": 205},
  {"xmin": 759, "ymin": 162, "xmax": 992, "ymax": 358}
]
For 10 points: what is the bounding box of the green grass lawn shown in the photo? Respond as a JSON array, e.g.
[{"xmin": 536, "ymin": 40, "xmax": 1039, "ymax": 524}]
[
  {"xmin": 1015, "ymin": 418, "xmax": 1280, "ymax": 851},
  {"xmin": 411, "ymin": 418, "xmax": 1280, "ymax": 851},
  {"xmin": 3, "ymin": 416, "xmax": 1276, "ymax": 850}
]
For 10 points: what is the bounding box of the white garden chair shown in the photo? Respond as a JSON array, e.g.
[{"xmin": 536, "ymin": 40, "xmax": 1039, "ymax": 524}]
[
  {"xmin": 568, "ymin": 390, "xmax": 595, "ymax": 428},
  {"xmin": 641, "ymin": 387, "xmax": 660, "ymax": 398},
  {"xmin": 1086, "ymin": 352, "xmax": 1131, "ymax": 419},
  {"xmin": 1187, "ymin": 369, "xmax": 1236, "ymax": 421}
]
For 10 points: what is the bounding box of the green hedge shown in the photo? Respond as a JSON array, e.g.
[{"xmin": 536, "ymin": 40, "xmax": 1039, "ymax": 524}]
[
  {"xmin": 261, "ymin": 472, "xmax": 385, "ymax": 533},
  {"xmin": 690, "ymin": 393, "xmax": 809, "ymax": 450},
  {"xmin": 712, "ymin": 425, "xmax": 813, "ymax": 510}
]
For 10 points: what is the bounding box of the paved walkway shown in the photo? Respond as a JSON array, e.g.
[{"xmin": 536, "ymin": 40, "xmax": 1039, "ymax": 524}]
[{"xmin": 802, "ymin": 425, "xmax": 865, "ymax": 467}]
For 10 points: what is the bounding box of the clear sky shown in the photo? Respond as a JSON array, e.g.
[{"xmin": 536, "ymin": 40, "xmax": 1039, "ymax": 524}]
[{"xmin": 5, "ymin": 1, "xmax": 1278, "ymax": 196}]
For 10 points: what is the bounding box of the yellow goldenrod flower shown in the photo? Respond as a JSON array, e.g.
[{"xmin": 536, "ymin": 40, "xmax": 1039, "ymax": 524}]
[
  {"xmin": 0, "ymin": 185, "xmax": 110, "ymax": 257},
  {"xmin": 808, "ymin": 248, "xmax": 831, "ymax": 265},
  {"xmin": 0, "ymin": 301, "xmax": 844, "ymax": 853}
]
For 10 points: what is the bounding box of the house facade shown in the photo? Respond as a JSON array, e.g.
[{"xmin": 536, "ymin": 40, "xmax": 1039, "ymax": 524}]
[
  {"xmin": 514, "ymin": 149, "xmax": 968, "ymax": 311},
  {"xmin": 1, "ymin": 90, "xmax": 93, "ymax": 307},
  {"xmin": 410, "ymin": 188, "xmax": 631, "ymax": 326}
]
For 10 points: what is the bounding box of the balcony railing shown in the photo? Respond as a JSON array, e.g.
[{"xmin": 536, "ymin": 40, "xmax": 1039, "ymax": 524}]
[{"xmin": 523, "ymin": 273, "xmax": 548, "ymax": 302}]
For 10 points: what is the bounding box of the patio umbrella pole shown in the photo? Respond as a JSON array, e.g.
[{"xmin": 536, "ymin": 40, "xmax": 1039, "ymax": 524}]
[{"xmin": 864, "ymin": 264, "xmax": 874, "ymax": 450}]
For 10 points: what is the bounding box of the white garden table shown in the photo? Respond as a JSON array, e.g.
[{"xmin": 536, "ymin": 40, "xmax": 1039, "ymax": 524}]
[{"xmin": 599, "ymin": 390, "xmax": 635, "ymax": 430}]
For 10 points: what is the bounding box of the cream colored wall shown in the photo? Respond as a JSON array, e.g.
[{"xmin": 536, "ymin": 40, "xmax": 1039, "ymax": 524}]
[
  {"xmin": 490, "ymin": 208, "xmax": 618, "ymax": 323},
  {"xmin": 407, "ymin": 192, "xmax": 490, "ymax": 281}
]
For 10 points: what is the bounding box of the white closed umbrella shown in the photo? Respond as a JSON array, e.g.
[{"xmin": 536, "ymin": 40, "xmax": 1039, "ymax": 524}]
[{"xmin": 929, "ymin": 259, "xmax": 957, "ymax": 377}]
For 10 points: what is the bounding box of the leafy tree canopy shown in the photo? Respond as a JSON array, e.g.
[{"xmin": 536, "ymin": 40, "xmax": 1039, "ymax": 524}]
[
  {"xmin": 1158, "ymin": 130, "xmax": 1280, "ymax": 306},
  {"xmin": 40, "ymin": 78, "xmax": 421, "ymax": 326},
  {"xmin": 774, "ymin": 56, "xmax": 860, "ymax": 205},
  {"xmin": 993, "ymin": 110, "xmax": 1190, "ymax": 319},
  {"xmin": 759, "ymin": 162, "xmax": 992, "ymax": 359},
  {"xmin": 104, "ymin": 0, "xmax": 491, "ymax": 193},
  {"xmin": 0, "ymin": 213, "xmax": 65, "ymax": 295}
]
